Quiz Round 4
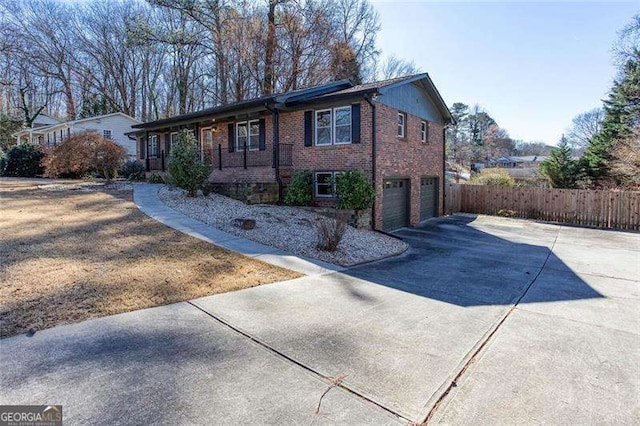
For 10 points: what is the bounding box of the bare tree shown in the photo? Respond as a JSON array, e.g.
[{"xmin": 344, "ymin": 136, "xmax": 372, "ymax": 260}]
[
  {"xmin": 610, "ymin": 128, "xmax": 640, "ymax": 189},
  {"xmin": 378, "ymin": 54, "xmax": 420, "ymax": 80},
  {"xmin": 566, "ymin": 108, "xmax": 604, "ymax": 152}
]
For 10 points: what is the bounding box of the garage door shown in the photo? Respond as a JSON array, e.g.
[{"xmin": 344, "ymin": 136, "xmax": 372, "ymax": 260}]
[
  {"xmin": 420, "ymin": 177, "xmax": 438, "ymax": 221},
  {"xmin": 383, "ymin": 179, "xmax": 409, "ymax": 231}
]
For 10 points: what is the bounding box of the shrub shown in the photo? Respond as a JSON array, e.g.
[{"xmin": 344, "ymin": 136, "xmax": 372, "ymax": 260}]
[
  {"xmin": 45, "ymin": 131, "xmax": 125, "ymax": 180},
  {"xmin": 45, "ymin": 132, "xmax": 98, "ymax": 178},
  {"xmin": 167, "ymin": 129, "xmax": 210, "ymax": 197},
  {"xmin": 468, "ymin": 168, "xmax": 516, "ymax": 187},
  {"xmin": 284, "ymin": 170, "xmax": 313, "ymax": 206},
  {"xmin": 315, "ymin": 214, "xmax": 347, "ymax": 252},
  {"xmin": 0, "ymin": 148, "xmax": 6, "ymax": 175},
  {"xmin": 334, "ymin": 170, "xmax": 375, "ymax": 211},
  {"xmin": 119, "ymin": 159, "xmax": 146, "ymax": 181},
  {"xmin": 3, "ymin": 143, "xmax": 44, "ymax": 177},
  {"xmin": 497, "ymin": 209, "xmax": 517, "ymax": 218},
  {"xmin": 94, "ymin": 139, "xmax": 127, "ymax": 182},
  {"xmin": 148, "ymin": 174, "xmax": 165, "ymax": 184}
]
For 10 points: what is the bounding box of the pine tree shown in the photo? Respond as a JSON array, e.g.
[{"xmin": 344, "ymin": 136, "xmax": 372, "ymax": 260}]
[
  {"xmin": 583, "ymin": 57, "xmax": 640, "ymax": 180},
  {"xmin": 540, "ymin": 136, "xmax": 579, "ymax": 188}
]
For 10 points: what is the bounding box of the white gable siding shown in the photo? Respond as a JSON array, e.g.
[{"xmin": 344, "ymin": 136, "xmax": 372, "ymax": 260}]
[{"xmin": 71, "ymin": 114, "xmax": 139, "ymax": 158}]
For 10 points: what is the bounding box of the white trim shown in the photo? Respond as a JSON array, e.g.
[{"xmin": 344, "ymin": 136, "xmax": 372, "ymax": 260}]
[
  {"xmin": 314, "ymin": 171, "xmax": 335, "ymax": 198},
  {"xmin": 235, "ymin": 120, "xmax": 260, "ymax": 151},
  {"xmin": 420, "ymin": 121, "xmax": 427, "ymax": 143},
  {"xmin": 314, "ymin": 109, "xmax": 333, "ymax": 146},
  {"xmin": 315, "ymin": 106, "xmax": 352, "ymax": 146},
  {"xmin": 333, "ymin": 106, "xmax": 352, "ymax": 145},
  {"xmin": 397, "ymin": 112, "xmax": 406, "ymax": 138}
]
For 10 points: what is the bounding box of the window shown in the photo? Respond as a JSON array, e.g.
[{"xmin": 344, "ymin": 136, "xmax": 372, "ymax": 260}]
[
  {"xmin": 398, "ymin": 112, "xmax": 406, "ymax": 138},
  {"xmin": 103, "ymin": 129, "xmax": 112, "ymax": 139},
  {"xmin": 315, "ymin": 106, "xmax": 352, "ymax": 146},
  {"xmin": 315, "ymin": 110, "xmax": 332, "ymax": 146},
  {"xmin": 334, "ymin": 106, "xmax": 352, "ymax": 144},
  {"xmin": 315, "ymin": 172, "xmax": 335, "ymax": 198},
  {"xmin": 236, "ymin": 120, "xmax": 259, "ymax": 151},
  {"xmin": 170, "ymin": 132, "xmax": 179, "ymax": 145},
  {"xmin": 421, "ymin": 121, "xmax": 428, "ymax": 143},
  {"xmin": 149, "ymin": 135, "xmax": 159, "ymax": 157}
]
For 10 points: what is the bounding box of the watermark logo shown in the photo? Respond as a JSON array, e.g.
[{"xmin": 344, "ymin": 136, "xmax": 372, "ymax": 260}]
[{"xmin": 0, "ymin": 405, "xmax": 62, "ymax": 426}]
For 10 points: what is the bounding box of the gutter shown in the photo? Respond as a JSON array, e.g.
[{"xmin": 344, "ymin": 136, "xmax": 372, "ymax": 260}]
[
  {"xmin": 364, "ymin": 94, "xmax": 377, "ymax": 230},
  {"xmin": 264, "ymin": 103, "xmax": 283, "ymax": 204}
]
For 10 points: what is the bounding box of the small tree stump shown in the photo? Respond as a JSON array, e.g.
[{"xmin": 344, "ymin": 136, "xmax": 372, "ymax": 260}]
[{"xmin": 233, "ymin": 218, "xmax": 256, "ymax": 230}]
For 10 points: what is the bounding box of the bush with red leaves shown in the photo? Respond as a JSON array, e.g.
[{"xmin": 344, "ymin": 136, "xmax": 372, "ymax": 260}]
[{"xmin": 45, "ymin": 131, "xmax": 126, "ymax": 181}]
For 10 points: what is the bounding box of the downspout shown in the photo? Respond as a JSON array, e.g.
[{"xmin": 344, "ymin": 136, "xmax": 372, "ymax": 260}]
[
  {"xmin": 364, "ymin": 94, "xmax": 377, "ymax": 230},
  {"xmin": 265, "ymin": 104, "xmax": 282, "ymax": 204},
  {"xmin": 442, "ymin": 126, "xmax": 446, "ymax": 216}
]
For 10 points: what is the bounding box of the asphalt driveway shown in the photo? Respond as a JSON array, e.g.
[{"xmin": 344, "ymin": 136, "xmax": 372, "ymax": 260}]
[{"xmin": 1, "ymin": 214, "xmax": 638, "ymax": 424}]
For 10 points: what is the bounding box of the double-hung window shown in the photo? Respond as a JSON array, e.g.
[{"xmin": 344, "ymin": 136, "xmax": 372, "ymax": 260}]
[
  {"xmin": 420, "ymin": 121, "xmax": 428, "ymax": 143},
  {"xmin": 315, "ymin": 110, "xmax": 333, "ymax": 146},
  {"xmin": 398, "ymin": 112, "xmax": 406, "ymax": 138},
  {"xmin": 236, "ymin": 120, "xmax": 260, "ymax": 151},
  {"xmin": 315, "ymin": 106, "xmax": 352, "ymax": 146},
  {"xmin": 314, "ymin": 171, "xmax": 344, "ymax": 198},
  {"xmin": 315, "ymin": 172, "xmax": 335, "ymax": 198},
  {"xmin": 103, "ymin": 129, "xmax": 112, "ymax": 139},
  {"xmin": 334, "ymin": 106, "xmax": 352, "ymax": 144},
  {"xmin": 170, "ymin": 132, "xmax": 179, "ymax": 145}
]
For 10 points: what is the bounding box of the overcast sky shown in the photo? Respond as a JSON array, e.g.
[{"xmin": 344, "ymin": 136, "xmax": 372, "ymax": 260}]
[{"xmin": 369, "ymin": 0, "xmax": 638, "ymax": 145}]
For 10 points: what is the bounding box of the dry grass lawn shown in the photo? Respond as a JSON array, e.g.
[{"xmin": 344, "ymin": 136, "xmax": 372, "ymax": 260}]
[{"xmin": 0, "ymin": 178, "xmax": 300, "ymax": 338}]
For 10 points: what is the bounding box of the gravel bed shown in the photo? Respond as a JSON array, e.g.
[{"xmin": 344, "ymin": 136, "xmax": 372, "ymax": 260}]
[{"xmin": 158, "ymin": 186, "xmax": 408, "ymax": 266}]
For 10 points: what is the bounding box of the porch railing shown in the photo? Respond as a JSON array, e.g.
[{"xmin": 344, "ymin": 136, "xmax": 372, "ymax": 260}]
[{"xmin": 214, "ymin": 143, "xmax": 293, "ymax": 170}]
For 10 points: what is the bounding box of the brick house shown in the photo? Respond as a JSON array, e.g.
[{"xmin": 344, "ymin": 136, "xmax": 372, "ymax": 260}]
[{"xmin": 132, "ymin": 74, "xmax": 453, "ymax": 231}]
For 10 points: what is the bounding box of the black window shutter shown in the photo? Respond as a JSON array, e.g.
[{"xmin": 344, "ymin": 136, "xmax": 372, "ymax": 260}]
[
  {"xmin": 304, "ymin": 111, "xmax": 313, "ymax": 147},
  {"xmin": 351, "ymin": 104, "xmax": 361, "ymax": 143},
  {"xmin": 258, "ymin": 118, "xmax": 266, "ymax": 151},
  {"xmin": 228, "ymin": 123, "xmax": 235, "ymax": 152}
]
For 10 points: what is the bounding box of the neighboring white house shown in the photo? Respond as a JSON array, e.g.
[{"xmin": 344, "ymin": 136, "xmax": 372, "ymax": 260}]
[
  {"xmin": 13, "ymin": 112, "xmax": 141, "ymax": 158},
  {"xmin": 31, "ymin": 113, "xmax": 61, "ymax": 128}
]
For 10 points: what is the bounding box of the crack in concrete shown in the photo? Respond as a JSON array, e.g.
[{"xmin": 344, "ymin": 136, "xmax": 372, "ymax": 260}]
[
  {"xmin": 421, "ymin": 225, "xmax": 563, "ymax": 424},
  {"xmin": 186, "ymin": 301, "xmax": 411, "ymax": 423}
]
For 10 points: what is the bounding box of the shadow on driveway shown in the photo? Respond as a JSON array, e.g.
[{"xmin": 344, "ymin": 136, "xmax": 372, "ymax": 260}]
[{"xmin": 346, "ymin": 214, "xmax": 604, "ymax": 307}]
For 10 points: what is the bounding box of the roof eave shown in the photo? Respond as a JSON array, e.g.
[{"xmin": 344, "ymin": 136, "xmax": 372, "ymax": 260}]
[{"xmin": 283, "ymin": 88, "xmax": 379, "ymax": 108}]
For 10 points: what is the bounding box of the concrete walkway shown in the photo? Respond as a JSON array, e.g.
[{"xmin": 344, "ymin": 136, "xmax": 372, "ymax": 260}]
[{"xmin": 133, "ymin": 184, "xmax": 344, "ymax": 276}]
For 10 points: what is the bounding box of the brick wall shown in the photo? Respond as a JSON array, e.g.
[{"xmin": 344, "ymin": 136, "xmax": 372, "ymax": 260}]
[
  {"xmin": 208, "ymin": 114, "xmax": 276, "ymax": 183},
  {"xmin": 374, "ymin": 102, "xmax": 444, "ymax": 229},
  {"xmin": 280, "ymin": 101, "xmax": 373, "ymax": 207}
]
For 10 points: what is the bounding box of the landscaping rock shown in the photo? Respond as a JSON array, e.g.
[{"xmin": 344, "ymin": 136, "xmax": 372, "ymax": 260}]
[
  {"xmin": 158, "ymin": 187, "xmax": 408, "ymax": 266},
  {"xmin": 233, "ymin": 218, "xmax": 256, "ymax": 230}
]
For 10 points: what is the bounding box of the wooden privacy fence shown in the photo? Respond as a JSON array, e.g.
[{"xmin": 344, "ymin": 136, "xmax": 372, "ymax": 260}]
[{"xmin": 445, "ymin": 184, "xmax": 640, "ymax": 231}]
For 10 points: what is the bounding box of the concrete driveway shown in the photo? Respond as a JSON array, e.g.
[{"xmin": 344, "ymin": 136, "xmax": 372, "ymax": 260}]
[{"xmin": 1, "ymin": 215, "xmax": 638, "ymax": 424}]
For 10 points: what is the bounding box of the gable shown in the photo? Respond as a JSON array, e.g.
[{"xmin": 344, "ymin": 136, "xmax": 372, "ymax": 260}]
[{"xmin": 376, "ymin": 83, "xmax": 445, "ymax": 124}]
